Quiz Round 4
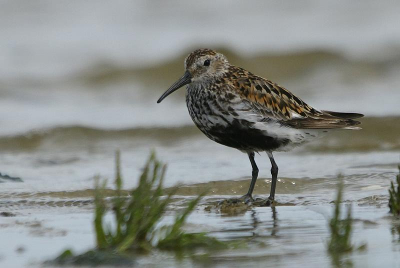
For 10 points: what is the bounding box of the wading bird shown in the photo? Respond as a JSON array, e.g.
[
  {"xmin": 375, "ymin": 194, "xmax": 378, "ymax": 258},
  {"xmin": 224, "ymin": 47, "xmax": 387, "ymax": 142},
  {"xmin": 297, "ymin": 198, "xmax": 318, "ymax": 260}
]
[{"xmin": 157, "ymin": 49, "xmax": 363, "ymax": 205}]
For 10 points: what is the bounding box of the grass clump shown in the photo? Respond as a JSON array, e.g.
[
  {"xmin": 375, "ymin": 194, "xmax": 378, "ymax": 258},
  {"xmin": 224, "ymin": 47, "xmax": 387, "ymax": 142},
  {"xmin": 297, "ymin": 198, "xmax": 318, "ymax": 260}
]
[
  {"xmin": 94, "ymin": 151, "xmax": 173, "ymax": 252},
  {"xmin": 327, "ymin": 179, "xmax": 353, "ymax": 254},
  {"xmin": 389, "ymin": 166, "xmax": 400, "ymax": 216},
  {"xmin": 52, "ymin": 151, "xmax": 227, "ymax": 265}
]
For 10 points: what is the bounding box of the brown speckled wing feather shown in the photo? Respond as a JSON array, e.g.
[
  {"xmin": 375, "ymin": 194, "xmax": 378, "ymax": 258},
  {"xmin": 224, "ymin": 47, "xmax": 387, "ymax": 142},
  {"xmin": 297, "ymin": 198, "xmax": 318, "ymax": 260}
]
[{"xmin": 227, "ymin": 66, "xmax": 363, "ymax": 129}]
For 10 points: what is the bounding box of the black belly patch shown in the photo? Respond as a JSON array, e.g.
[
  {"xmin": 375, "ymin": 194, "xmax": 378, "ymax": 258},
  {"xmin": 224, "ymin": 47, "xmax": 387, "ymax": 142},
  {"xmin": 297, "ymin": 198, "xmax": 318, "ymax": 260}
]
[{"xmin": 204, "ymin": 119, "xmax": 290, "ymax": 151}]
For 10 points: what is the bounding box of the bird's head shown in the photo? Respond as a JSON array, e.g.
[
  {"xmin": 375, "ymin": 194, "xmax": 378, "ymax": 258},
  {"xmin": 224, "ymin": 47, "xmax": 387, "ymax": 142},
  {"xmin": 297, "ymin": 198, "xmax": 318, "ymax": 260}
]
[{"xmin": 157, "ymin": 49, "xmax": 229, "ymax": 103}]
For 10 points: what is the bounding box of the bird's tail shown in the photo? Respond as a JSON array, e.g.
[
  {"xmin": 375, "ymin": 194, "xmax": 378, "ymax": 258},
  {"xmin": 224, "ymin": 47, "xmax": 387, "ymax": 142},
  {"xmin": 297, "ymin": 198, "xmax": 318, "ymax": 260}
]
[
  {"xmin": 322, "ymin": 110, "xmax": 364, "ymax": 130},
  {"xmin": 321, "ymin": 110, "xmax": 364, "ymax": 120},
  {"xmin": 285, "ymin": 111, "xmax": 364, "ymax": 130}
]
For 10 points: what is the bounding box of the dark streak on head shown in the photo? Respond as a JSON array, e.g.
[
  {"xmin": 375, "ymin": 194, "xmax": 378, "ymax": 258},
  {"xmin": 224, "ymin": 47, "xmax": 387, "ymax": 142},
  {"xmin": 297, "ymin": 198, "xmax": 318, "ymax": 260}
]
[{"xmin": 185, "ymin": 49, "xmax": 217, "ymax": 69}]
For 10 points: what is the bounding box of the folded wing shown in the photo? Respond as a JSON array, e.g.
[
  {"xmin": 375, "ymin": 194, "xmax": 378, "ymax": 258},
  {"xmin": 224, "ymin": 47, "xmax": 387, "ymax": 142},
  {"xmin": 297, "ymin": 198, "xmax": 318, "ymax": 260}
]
[{"xmin": 227, "ymin": 66, "xmax": 364, "ymax": 130}]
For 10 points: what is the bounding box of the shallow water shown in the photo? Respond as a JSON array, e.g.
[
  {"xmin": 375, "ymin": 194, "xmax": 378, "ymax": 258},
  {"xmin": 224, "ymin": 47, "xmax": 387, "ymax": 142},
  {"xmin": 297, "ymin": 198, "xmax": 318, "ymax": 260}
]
[{"xmin": 1, "ymin": 195, "xmax": 399, "ymax": 267}]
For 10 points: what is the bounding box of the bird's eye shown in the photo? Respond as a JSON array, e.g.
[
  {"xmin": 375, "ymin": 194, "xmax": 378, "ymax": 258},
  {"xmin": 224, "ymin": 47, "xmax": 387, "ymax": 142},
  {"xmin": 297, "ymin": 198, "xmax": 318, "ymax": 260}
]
[{"xmin": 203, "ymin": 59, "xmax": 210, "ymax": 66}]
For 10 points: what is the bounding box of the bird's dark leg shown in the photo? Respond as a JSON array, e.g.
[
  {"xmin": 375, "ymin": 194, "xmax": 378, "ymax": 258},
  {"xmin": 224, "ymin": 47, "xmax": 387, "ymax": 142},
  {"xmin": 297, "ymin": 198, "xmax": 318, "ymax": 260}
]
[
  {"xmin": 242, "ymin": 152, "xmax": 259, "ymax": 203},
  {"xmin": 266, "ymin": 152, "xmax": 278, "ymax": 206}
]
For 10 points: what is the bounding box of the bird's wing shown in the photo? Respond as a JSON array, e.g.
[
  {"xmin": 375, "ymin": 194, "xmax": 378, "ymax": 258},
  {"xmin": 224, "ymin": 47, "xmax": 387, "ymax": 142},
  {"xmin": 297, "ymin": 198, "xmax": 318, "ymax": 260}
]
[{"xmin": 226, "ymin": 67, "xmax": 363, "ymax": 130}]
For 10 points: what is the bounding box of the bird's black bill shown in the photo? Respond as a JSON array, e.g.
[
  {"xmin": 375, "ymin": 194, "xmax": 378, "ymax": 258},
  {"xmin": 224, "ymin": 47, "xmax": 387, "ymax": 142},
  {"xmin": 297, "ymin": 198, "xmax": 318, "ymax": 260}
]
[{"xmin": 157, "ymin": 70, "xmax": 192, "ymax": 103}]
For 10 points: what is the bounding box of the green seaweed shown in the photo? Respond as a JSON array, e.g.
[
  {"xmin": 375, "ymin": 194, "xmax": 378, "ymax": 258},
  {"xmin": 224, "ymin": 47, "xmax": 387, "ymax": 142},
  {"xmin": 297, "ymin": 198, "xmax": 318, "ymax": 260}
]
[
  {"xmin": 93, "ymin": 151, "xmax": 174, "ymax": 252},
  {"xmin": 52, "ymin": 151, "xmax": 227, "ymax": 266},
  {"xmin": 389, "ymin": 166, "xmax": 400, "ymax": 216}
]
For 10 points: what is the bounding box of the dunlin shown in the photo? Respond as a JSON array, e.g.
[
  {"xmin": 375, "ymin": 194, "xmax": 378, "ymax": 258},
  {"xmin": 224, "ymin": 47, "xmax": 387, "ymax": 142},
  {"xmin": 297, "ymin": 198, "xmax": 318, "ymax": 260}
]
[{"xmin": 157, "ymin": 49, "xmax": 363, "ymax": 205}]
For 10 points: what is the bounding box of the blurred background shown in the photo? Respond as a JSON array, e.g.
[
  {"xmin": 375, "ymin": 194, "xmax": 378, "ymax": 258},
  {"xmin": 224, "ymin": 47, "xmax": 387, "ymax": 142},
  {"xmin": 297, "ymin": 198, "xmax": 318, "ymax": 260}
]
[
  {"xmin": 0, "ymin": 0, "xmax": 399, "ymax": 189},
  {"xmin": 1, "ymin": 0, "xmax": 400, "ymax": 134}
]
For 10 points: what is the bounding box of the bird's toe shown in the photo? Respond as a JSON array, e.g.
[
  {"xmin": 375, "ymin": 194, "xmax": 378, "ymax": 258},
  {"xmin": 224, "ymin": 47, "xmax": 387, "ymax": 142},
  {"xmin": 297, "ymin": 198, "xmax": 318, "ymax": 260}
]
[
  {"xmin": 263, "ymin": 197, "xmax": 276, "ymax": 207},
  {"xmin": 241, "ymin": 194, "xmax": 254, "ymax": 204}
]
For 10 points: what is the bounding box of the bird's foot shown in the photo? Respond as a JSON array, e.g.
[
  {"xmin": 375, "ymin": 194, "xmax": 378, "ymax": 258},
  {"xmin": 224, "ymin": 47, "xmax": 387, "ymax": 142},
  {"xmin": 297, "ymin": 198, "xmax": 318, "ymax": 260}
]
[
  {"xmin": 239, "ymin": 194, "xmax": 254, "ymax": 204},
  {"xmin": 219, "ymin": 194, "xmax": 254, "ymax": 205},
  {"xmin": 263, "ymin": 196, "xmax": 276, "ymax": 207}
]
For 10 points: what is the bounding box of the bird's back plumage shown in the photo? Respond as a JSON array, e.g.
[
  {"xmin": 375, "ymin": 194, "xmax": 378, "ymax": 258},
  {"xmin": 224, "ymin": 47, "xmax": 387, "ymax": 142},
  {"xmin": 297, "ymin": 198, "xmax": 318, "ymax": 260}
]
[{"xmin": 223, "ymin": 65, "xmax": 363, "ymax": 130}]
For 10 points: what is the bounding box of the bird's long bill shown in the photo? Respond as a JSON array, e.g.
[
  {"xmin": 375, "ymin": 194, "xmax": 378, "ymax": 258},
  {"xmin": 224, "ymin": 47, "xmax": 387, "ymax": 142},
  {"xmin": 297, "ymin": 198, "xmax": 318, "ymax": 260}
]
[{"xmin": 157, "ymin": 70, "xmax": 192, "ymax": 103}]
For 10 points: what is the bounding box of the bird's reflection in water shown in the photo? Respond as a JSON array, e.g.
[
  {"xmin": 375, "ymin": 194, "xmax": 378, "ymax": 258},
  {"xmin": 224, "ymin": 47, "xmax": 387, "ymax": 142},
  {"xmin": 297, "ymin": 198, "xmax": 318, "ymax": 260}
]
[
  {"xmin": 250, "ymin": 210, "xmax": 259, "ymax": 237},
  {"xmin": 271, "ymin": 206, "xmax": 278, "ymax": 236},
  {"xmin": 250, "ymin": 206, "xmax": 279, "ymax": 237}
]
